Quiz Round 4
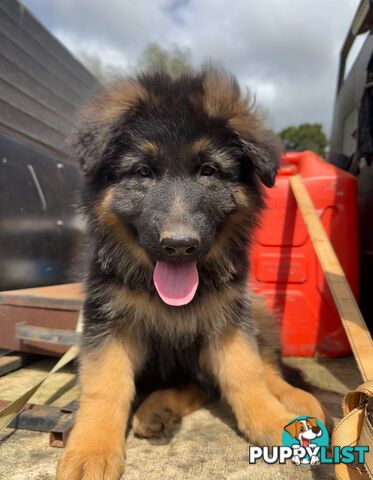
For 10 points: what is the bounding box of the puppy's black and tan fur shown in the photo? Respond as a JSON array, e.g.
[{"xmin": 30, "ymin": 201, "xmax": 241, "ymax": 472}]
[{"xmin": 57, "ymin": 70, "xmax": 328, "ymax": 480}]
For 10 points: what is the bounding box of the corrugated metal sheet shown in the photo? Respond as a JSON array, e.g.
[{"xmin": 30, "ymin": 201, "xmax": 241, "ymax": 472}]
[{"xmin": 0, "ymin": 0, "xmax": 99, "ymax": 160}]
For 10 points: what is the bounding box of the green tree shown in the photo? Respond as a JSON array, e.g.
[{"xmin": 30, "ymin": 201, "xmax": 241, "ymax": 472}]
[
  {"xmin": 79, "ymin": 43, "xmax": 193, "ymax": 82},
  {"xmin": 278, "ymin": 123, "xmax": 328, "ymax": 155},
  {"xmin": 138, "ymin": 42, "xmax": 192, "ymax": 77},
  {"xmin": 78, "ymin": 51, "xmax": 126, "ymax": 83}
]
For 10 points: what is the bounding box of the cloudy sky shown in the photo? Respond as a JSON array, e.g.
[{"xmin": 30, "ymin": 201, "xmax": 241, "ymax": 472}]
[{"xmin": 25, "ymin": 0, "xmax": 362, "ymax": 135}]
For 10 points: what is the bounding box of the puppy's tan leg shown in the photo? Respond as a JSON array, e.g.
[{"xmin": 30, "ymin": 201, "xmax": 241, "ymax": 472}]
[
  {"xmin": 252, "ymin": 295, "xmax": 330, "ymax": 428},
  {"xmin": 200, "ymin": 327, "xmax": 296, "ymax": 446},
  {"xmin": 261, "ymin": 361, "xmax": 332, "ymax": 429},
  {"xmin": 56, "ymin": 339, "xmax": 138, "ymax": 480},
  {"xmin": 133, "ymin": 383, "xmax": 209, "ymax": 438}
]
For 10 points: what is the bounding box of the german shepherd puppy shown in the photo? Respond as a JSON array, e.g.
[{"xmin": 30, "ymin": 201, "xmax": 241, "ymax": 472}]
[{"xmin": 57, "ymin": 70, "xmax": 327, "ymax": 479}]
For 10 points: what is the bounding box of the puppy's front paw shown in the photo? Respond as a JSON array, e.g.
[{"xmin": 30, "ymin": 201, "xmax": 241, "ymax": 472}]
[
  {"xmin": 56, "ymin": 447, "xmax": 124, "ymax": 480},
  {"xmin": 238, "ymin": 412, "xmax": 296, "ymax": 446},
  {"xmin": 277, "ymin": 387, "xmax": 333, "ymax": 432}
]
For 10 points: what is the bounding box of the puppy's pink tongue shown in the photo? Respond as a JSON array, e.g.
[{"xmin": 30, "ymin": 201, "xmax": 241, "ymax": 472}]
[{"xmin": 153, "ymin": 261, "xmax": 199, "ymax": 306}]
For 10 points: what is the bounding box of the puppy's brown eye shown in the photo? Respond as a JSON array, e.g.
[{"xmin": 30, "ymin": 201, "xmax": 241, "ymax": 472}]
[
  {"xmin": 200, "ymin": 164, "xmax": 217, "ymax": 176},
  {"xmin": 136, "ymin": 165, "xmax": 152, "ymax": 178}
]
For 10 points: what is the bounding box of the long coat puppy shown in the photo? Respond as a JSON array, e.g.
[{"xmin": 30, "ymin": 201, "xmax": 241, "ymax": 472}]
[{"xmin": 57, "ymin": 69, "xmax": 328, "ymax": 480}]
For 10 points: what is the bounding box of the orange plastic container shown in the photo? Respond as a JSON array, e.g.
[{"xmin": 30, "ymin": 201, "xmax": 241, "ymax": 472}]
[{"xmin": 249, "ymin": 151, "xmax": 358, "ymax": 357}]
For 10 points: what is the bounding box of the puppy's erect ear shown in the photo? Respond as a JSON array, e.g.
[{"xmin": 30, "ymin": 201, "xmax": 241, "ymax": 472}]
[
  {"xmin": 239, "ymin": 131, "xmax": 281, "ymax": 188},
  {"xmin": 201, "ymin": 70, "xmax": 281, "ymax": 188},
  {"xmin": 69, "ymin": 78, "xmax": 148, "ymax": 177},
  {"xmin": 230, "ymin": 108, "xmax": 282, "ymax": 188},
  {"xmin": 284, "ymin": 420, "xmax": 301, "ymax": 438}
]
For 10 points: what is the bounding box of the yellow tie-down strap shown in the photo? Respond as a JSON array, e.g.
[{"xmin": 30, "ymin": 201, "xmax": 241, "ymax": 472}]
[
  {"xmin": 332, "ymin": 381, "xmax": 373, "ymax": 480},
  {"xmin": 289, "ymin": 174, "xmax": 373, "ymax": 480},
  {"xmin": 0, "ymin": 310, "xmax": 83, "ymax": 431}
]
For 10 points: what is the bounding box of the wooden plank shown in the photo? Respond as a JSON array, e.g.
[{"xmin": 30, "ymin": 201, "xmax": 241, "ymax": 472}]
[
  {"xmin": 0, "ymin": 306, "xmax": 79, "ymax": 355},
  {"xmin": 15, "ymin": 324, "xmax": 79, "ymax": 346},
  {"xmin": 0, "ymin": 354, "xmax": 33, "ymax": 377},
  {"xmin": 0, "ymin": 284, "xmax": 83, "ymax": 355},
  {"xmin": 0, "ymin": 283, "xmax": 83, "ymax": 310},
  {"xmin": 289, "ymin": 174, "xmax": 373, "ymax": 382}
]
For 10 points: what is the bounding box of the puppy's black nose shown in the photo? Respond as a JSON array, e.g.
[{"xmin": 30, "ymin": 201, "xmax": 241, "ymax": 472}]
[
  {"xmin": 312, "ymin": 427, "xmax": 320, "ymax": 434},
  {"xmin": 161, "ymin": 236, "xmax": 200, "ymax": 257}
]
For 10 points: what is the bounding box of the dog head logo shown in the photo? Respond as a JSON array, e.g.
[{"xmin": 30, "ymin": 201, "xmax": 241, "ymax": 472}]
[
  {"xmin": 282, "ymin": 416, "xmax": 329, "ymax": 465},
  {"xmin": 284, "ymin": 417, "xmax": 322, "ymax": 448}
]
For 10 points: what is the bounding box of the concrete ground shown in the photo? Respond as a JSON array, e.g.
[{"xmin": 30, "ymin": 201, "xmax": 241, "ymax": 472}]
[{"xmin": 0, "ymin": 355, "xmax": 359, "ymax": 480}]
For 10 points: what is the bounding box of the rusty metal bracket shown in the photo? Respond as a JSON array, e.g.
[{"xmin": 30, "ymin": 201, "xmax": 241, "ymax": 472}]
[
  {"xmin": 15, "ymin": 323, "xmax": 80, "ymax": 346},
  {"xmin": 0, "ymin": 399, "xmax": 78, "ymax": 447},
  {"xmin": 50, "ymin": 401, "xmax": 78, "ymax": 448}
]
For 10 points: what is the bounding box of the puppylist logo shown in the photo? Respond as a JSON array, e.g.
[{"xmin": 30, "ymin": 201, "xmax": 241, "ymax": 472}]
[
  {"xmin": 283, "ymin": 416, "xmax": 328, "ymax": 465},
  {"xmin": 249, "ymin": 416, "xmax": 369, "ymax": 466}
]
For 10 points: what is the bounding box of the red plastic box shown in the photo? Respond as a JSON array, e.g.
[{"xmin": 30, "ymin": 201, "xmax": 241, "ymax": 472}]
[{"xmin": 249, "ymin": 151, "xmax": 358, "ymax": 357}]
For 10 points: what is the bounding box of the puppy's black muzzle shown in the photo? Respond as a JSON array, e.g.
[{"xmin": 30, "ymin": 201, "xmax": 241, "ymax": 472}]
[{"xmin": 161, "ymin": 236, "xmax": 200, "ymax": 258}]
